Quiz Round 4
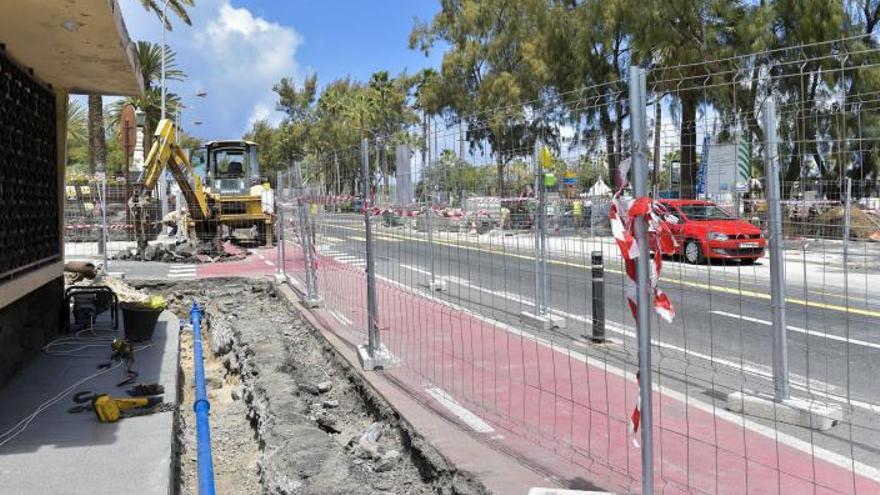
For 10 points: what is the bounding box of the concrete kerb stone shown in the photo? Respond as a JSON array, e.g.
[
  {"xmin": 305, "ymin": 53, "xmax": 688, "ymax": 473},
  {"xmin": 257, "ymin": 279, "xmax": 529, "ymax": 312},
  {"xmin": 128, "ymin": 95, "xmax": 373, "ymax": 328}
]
[
  {"xmin": 726, "ymin": 390, "xmax": 843, "ymax": 430},
  {"xmin": 427, "ymin": 278, "xmax": 447, "ymax": 292},
  {"xmin": 274, "ymin": 283, "xmax": 563, "ymax": 493}
]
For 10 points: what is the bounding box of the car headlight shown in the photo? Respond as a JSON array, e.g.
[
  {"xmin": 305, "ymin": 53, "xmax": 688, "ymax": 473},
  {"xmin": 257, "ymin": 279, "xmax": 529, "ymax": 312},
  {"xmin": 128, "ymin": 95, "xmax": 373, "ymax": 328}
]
[{"xmin": 707, "ymin": 232, "xmax": 728, "ymax": 241}]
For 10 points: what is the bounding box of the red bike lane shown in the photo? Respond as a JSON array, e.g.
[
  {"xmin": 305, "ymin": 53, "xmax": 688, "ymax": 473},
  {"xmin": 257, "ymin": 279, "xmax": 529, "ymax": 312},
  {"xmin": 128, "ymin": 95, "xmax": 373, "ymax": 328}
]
[{"xmin": 199, "ymin": 244, "xmax": 880, "ymax": 494}]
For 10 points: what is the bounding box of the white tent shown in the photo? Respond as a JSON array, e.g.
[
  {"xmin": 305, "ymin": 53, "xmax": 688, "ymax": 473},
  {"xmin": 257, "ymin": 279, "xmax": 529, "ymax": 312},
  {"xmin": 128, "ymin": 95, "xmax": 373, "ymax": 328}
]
[{"xmin": 587, "ymin": 178, "xmax": 612, "ymax": 197}]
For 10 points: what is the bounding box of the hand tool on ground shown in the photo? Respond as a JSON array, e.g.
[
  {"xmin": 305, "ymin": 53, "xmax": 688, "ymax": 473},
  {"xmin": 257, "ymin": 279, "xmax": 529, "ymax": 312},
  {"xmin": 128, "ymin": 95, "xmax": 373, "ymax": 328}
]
[
  {"xmin": 126, "ymin": 383, "xmax": 164, "ymax": 396},
  {"xmin": 98, "ymin": 338, "xmax": 138, "ymax": 386},
  {"xmin": 68, "ymin": 391, "xmax": 164, "ymax": 423}
]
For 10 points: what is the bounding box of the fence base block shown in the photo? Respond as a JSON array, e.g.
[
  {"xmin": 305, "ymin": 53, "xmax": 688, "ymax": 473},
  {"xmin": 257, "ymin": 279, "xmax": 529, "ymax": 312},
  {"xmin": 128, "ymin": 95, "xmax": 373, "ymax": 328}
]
[
  {"xmin": 274, "ymin": 273, "xmax": 286, "ymax": 284},
  {"xmin": 520, "ymin": 311, "xmax": 566, "ymax": 330},
  {"xmin": 302, "ymin": 296, "xmax": 322, "ymax": 308},
  {"xmin": 427, "ymin": 278, "xmax": 447, "ymax": 292},
  {"xmin": 357, "ymin": 343, "xmax": 395, "ymax": 371},
  {"xmin": 726, "ymin": 391, "xmax": 842, "ymax": 430}
]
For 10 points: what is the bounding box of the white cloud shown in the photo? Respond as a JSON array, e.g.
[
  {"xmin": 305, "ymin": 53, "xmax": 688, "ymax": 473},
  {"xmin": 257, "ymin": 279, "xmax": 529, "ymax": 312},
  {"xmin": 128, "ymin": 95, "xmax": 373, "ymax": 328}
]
[
  {"xmin": 118, "ymin": 0, "xmax": 301, "ymax": 138},
  {"xmin": 193, "ymin": 2, "xmax": 300, "ymax": 136}
]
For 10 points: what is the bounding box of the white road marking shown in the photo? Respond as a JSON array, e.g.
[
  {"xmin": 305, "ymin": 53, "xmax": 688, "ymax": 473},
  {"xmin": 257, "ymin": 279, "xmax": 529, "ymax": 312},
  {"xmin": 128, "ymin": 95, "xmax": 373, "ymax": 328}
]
[
  {"xmin": 370, "ymin": 272, "xmax": 880, "ymax": 482},
  {"xmin": 425, "ymin": 386, "xmax": 495, "ymax": 433},
  {"xmin": 400, "ymin": 264, "xmax": 431, "ymax": 276},
  {"xmin": 264, "ymin": 260, "xmax": 275, "ymax": 267},
  {"xmin": 328, "ymin": 309, "xmax": 353, "ymax": 326},
  {"xmin": 168, "ymin": 269, "xmax": 196, "ymax": 273},
  {"xmin": 711, "ymin": 310, "xmax": 880, "ymax": 350},
  {"xmin": 441, "ymin": 274, "xmax": 880, "ymax": 413}
]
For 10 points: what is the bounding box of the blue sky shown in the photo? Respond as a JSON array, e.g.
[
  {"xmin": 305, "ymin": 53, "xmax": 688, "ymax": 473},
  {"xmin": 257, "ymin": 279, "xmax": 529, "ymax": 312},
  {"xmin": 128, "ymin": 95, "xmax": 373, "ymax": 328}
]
[{"xmin": 116, "ymin": 0, "xmax": 443, "ymax": 139}]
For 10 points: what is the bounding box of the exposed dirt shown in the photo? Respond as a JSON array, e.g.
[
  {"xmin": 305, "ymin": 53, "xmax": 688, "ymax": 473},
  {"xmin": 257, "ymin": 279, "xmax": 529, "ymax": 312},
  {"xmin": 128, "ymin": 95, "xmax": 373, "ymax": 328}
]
[{"xmin": 137, "ymin": 278, "xmax": 487, "ymax": 495}]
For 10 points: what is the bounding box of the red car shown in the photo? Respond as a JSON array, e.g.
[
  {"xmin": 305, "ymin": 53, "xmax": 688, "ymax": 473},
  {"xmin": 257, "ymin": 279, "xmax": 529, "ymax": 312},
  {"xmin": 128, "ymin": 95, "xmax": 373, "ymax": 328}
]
[{"xmin": 658, "ymin": 200, "xmax": 766, "ymax": 264}]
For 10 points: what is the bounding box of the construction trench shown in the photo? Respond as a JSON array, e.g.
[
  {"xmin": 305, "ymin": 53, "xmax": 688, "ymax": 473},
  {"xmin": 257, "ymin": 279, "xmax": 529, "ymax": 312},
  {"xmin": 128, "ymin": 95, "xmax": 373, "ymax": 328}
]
[{"xmin": 134, "ymin": 278, "xmax": 488, "ymax": 495}]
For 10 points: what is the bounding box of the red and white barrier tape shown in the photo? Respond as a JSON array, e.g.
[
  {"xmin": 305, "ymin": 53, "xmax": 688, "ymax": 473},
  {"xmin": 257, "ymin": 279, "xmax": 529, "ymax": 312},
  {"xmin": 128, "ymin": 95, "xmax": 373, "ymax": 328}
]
[{"xmin": 609, "ymin": 157, "xmax": 678, "ymax": 447}]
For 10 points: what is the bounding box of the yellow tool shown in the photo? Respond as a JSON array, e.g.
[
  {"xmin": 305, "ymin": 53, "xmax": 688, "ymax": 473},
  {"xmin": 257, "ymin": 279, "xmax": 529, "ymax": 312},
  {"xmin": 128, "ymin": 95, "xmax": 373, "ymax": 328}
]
[{"xmin": 69, "ymin": 391, "xmax": 162, "ymax": 423}]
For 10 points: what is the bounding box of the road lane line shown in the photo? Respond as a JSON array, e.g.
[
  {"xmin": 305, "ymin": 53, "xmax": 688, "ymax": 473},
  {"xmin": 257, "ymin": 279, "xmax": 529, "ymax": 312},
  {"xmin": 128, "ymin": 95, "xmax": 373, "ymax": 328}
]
[
  {"xmin": 400, "ymin": 264, "xmax": 431, "ymax": 276},
  {"xmin": 332, "ymin": 224, "xmax": 880, "ymax": 319},
  {"xmin": 426, "ymin": 386, "xmax": 495, "ymax": 433},
  {"xmin": 711, "ymin": 310, "xmax": 880, "ymax": 350},
  {"xmin": 440, "ymin": 274, "xmax": 880, "ymax": 413},
  {"xmin": 368, "ymin": 271, "xmax": 880, "ymax": 481}
]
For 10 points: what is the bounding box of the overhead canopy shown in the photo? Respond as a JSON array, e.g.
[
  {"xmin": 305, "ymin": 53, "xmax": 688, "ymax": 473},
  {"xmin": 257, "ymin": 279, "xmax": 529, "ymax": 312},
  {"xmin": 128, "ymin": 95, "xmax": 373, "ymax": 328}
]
[{"xmin": 0, "ymin": 0, "xmax": 142, "ymax": 96}]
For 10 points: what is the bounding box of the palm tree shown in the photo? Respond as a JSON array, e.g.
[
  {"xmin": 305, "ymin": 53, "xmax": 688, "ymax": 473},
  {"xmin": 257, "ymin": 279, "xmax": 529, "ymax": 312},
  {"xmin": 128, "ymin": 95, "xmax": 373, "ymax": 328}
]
[
  {"xmin": 133, "ymin": 40, "xmax": 186, "ymax": 91},
  {"xmin": 87, "ymin": 95, "xmax": 106, "ymax": 174},
  {"xmin": 87, "ymin": 2, "xmax": 194, "ymax": 173},
  {"xmin": 137, "ymin": 0, "xmax": 195, "ymax": 30},
  {"xmin": 67, "ymin": 99, "xmax": 87, "ymax": 146}
]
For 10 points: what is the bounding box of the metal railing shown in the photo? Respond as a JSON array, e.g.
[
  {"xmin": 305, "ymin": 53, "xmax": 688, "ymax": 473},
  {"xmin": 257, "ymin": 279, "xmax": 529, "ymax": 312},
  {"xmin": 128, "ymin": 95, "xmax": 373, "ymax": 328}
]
[{"xmin": 274, "ymin": 40, "xmax": 880, "ymax": 494}]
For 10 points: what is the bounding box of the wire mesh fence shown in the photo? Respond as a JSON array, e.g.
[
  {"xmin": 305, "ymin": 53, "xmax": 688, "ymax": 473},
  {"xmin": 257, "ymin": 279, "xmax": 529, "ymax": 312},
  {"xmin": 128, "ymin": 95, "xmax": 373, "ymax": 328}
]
[
  {"xmin": 60, "ymin": 36, "xmax": 860, "ymax": 493},
  {"xmin": 274, "ymin": 40, "xmax": 880, "ymax": 494}
]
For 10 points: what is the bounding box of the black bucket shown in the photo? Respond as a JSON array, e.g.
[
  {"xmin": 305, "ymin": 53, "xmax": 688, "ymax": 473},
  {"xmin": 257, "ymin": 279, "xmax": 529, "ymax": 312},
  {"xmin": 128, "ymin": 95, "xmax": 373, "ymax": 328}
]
[{"xmin": 121, "ymin": 306, "xmax": 162, "ymax": 342}]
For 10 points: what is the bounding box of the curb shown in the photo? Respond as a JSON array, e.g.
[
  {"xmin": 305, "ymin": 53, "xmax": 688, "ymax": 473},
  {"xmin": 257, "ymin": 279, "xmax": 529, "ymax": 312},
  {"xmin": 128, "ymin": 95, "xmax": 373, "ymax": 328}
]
[{"xmin": 276, "ymin": 283, "xmax": 567, "ymax": 494}]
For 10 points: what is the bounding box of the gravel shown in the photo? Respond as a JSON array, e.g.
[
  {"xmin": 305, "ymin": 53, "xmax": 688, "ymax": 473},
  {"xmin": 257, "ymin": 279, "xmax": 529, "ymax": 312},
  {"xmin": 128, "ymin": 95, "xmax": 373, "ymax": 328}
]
[{"xmin": 136, "ymin": 279, "xmax": 488, "ymax": 495}]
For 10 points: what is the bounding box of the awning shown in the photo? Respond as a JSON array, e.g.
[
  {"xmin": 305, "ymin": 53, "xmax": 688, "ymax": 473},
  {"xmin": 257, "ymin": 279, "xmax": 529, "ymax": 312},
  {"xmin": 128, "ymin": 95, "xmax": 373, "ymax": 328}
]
[{"xmin": 0, "ymin": 0, "xmax": 142, "ymax": 96}]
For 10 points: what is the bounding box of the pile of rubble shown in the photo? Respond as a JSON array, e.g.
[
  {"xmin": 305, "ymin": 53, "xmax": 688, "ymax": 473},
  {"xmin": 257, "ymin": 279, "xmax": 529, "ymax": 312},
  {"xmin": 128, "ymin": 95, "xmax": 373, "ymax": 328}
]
[
  {"xmin": 113, "ymin": 239, "xmax": 248, "ymax": 263},
  {"xmin": 135, "ymin": 279, "xmax": 486, "ymax": 495}
]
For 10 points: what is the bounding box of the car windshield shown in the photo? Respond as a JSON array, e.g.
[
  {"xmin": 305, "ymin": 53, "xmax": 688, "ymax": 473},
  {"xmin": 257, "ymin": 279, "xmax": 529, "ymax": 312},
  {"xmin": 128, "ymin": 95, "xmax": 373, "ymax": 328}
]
[{"xmin": 677, "ymin": 204, "xmax": 733, "ymax": 220}]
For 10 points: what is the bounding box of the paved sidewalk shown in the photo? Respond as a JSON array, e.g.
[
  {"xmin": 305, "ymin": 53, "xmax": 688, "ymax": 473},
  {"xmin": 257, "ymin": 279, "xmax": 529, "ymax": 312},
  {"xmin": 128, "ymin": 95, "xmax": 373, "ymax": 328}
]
[{"xmin": 0, "ymin": 310, "xmax": 180, "ymax": 494}]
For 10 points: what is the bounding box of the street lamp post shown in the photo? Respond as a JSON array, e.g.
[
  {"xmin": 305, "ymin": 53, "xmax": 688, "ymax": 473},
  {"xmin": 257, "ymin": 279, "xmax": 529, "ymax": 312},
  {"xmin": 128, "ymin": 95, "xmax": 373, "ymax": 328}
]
[{"xmin": 161, "ymin": 0, "xmax": 169, "ymax": 120}]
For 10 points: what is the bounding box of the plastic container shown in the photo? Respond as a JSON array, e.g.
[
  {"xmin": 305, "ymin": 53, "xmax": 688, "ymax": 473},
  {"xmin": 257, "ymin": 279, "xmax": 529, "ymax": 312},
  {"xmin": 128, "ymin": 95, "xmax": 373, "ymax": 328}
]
[{"xmin": 121, "ymin": 305, "xmax": 162, "ymax": 342}]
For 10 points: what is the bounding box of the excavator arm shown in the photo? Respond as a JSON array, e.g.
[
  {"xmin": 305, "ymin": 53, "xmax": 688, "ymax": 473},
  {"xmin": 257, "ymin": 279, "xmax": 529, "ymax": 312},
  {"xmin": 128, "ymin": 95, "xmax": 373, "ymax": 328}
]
[{"xmin": 138, "ymin": 118, "xmax": 210, "ymax": 221}]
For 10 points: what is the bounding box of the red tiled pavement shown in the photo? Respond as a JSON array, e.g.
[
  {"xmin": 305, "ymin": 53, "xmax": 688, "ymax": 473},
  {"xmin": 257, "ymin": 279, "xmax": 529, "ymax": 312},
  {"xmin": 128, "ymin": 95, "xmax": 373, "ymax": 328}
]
[{"xmin": 199, "ymin": 244, "xmax": 880, "ymax": 494}]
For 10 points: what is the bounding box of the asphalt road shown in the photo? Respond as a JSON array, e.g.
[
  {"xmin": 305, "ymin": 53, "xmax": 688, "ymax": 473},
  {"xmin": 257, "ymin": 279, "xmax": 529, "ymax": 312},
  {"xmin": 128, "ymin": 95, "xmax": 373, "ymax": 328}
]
[{"xmin": 310, "ymin": 212, "xmax": 880, "ymax": 468}]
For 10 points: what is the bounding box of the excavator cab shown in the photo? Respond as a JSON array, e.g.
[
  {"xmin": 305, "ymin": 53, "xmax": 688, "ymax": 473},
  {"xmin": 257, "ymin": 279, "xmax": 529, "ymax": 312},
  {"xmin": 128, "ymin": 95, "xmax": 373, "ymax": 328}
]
[{"xmin": 204, "ymin": 141, "xmax": 260, "ymax": 196}]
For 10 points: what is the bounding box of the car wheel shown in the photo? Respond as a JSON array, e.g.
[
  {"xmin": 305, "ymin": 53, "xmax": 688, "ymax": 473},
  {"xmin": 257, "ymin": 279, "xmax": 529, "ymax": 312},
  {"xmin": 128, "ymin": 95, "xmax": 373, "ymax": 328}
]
[{"xmin": 684, "ymin": 239, "xmax": 704, "ymax": 264}]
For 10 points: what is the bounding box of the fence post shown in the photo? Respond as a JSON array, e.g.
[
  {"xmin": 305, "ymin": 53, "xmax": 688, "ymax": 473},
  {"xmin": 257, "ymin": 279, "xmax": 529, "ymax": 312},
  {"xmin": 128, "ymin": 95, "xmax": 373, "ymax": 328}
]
[
  {"xmin": 520, "ymin": 143, "xmax": 565, "ymax": 330},
  {"xmin": 762, "ymin": 97, "xmax": 790, "ymax": 402},
  {"xmin": 426, "ymin": 195, "xmax": 446, "ymax": 291},
  {"xmin": 534, "ymin": 145, "xmax": 546, "ymax": 315},
  {"xmin": 292, "ymin": 161, "xmax": 320, "ymax": 307},
  {"xmin": 629, "ymin": 65, "xmax": 654, "ymax": 495},
  {"xmin": 590, "ymin": 251, "xmax": 605, "ymax": 342},
  {"xmin": 843, "ymin": 177, "xmax": 852, "ymax": 264},
  {"xmin": 275, "ymin": 170, "xmax": 286, "ymax": 284},
  {"xmin": 358, "ymin": 138, "xmax": 394, "ymax": 370}
]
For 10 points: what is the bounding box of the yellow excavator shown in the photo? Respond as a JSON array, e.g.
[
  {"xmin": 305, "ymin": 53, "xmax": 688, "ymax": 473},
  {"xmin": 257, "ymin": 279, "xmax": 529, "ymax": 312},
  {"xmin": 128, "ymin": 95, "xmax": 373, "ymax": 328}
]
[{"xmin": 130, "ymin": 118, "xmax": 274, "ymax": 254}]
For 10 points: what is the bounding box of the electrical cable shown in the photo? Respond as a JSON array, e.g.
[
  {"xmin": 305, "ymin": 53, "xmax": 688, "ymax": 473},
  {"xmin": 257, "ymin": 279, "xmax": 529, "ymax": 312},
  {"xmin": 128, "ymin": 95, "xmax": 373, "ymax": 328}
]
[
  {"xmin": 1, "ymin": 320, "xmax": 157, "ymax": 449},
  {"xmin": 0, "ymin": 362, "xmax": 121, "ymax": 448}
]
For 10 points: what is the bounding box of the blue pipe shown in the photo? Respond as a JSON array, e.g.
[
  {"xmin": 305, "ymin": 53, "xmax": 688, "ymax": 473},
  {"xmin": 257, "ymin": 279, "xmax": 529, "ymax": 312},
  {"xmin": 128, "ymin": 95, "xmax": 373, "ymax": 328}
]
[{"xmin": 190, "ymin": 302, "xmax": 216, "ymax": 495}]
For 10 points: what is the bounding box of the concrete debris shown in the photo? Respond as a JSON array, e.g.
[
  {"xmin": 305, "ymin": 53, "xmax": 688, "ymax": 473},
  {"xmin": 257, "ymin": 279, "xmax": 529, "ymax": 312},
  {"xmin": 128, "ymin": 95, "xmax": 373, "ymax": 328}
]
[
  {"xmin": 360, "ymin": 422, "xmax": 384, "ymax": 444},
  {"xmin": 138, "ymin": 279, "xmax": 489, "ymax": 495},
  {"xmin": 112, "ymin": 239, "xmax": 249, "ymax": 264},
  {"xmin": 374, "ymin": 450, "xmax": 400, "ymax": 472},
  {"xmin": 231, "ymin": 385, "xmax": 244, "ymax": 401},
  {"xmin": 316, "ymin": 414, "xmax": 342, "ymax": 434}
]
